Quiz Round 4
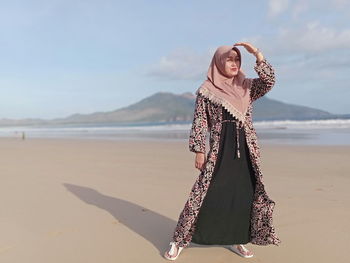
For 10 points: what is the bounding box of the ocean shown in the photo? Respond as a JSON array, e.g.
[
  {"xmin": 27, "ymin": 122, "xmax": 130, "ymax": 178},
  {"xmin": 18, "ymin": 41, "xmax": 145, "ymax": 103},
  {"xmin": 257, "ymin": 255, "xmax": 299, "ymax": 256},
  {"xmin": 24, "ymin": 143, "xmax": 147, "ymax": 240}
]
[{"xmin": 1, "ymin": 119, "xmax": 350, "ymax": 145}]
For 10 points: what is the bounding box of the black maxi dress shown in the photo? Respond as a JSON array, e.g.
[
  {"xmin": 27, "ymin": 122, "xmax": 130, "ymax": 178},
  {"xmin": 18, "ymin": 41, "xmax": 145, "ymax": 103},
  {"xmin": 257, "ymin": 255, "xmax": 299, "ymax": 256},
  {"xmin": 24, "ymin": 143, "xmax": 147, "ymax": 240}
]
[{"xmin": 191, "ymin": 106, "xmax": 257, "ymax": 245}]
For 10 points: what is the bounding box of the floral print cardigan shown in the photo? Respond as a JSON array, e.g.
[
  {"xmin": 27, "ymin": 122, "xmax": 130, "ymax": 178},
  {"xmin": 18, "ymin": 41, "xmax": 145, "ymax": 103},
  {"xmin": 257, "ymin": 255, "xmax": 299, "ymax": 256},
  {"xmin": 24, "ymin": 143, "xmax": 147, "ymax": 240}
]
[{"xmin": 171, "ymin": 58, "xmax": 281, "ymax": 248}]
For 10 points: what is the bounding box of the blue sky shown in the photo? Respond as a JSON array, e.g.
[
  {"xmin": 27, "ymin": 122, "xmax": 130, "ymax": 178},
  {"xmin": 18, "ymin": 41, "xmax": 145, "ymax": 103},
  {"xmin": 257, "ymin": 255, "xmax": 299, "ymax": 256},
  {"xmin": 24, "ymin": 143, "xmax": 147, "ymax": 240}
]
[{"xmin": 1, "ymin": 0, "xmax": 350, "ymax": 119}]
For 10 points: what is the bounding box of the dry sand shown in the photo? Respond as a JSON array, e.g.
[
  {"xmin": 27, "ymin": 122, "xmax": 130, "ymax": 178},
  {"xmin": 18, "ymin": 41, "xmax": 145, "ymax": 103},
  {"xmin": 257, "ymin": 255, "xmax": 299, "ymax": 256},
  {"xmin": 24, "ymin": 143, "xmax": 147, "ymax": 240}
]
[{"xmin": 0, "ymin": 137, "xmax": 349, "ymax": 262}]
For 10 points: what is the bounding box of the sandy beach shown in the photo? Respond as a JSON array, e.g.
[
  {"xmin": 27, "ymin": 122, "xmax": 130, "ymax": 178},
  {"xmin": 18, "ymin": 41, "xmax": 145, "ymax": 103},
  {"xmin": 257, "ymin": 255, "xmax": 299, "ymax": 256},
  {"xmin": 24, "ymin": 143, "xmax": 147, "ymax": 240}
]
[{"xmin": 0, "ymin": 137, "xmax": 349, "ymax": 262}]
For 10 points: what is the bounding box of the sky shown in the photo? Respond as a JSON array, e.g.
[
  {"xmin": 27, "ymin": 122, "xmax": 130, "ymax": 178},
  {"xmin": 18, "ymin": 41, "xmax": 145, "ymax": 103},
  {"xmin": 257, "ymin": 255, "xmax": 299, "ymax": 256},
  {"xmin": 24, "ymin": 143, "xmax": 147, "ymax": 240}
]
[{"xmin": 0, "ymin": 0, "xmax": 350, "ymax": 119}]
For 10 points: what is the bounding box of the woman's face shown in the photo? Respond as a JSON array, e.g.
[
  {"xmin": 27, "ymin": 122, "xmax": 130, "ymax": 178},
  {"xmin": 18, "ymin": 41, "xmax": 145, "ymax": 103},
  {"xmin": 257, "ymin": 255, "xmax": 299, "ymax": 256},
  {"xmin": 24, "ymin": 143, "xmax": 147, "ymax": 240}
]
[{"xmin": 223, "ymin": 50, "xmax": 240, "ymax": 78}]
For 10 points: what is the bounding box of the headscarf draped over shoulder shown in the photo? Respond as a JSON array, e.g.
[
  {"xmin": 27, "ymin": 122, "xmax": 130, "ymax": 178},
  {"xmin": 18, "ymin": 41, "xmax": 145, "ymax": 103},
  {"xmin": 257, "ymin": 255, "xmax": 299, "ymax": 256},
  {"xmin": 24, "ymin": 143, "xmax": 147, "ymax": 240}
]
[{"xmin": 196, "ymin": 45, "xmax": 252, "ymax": 124}]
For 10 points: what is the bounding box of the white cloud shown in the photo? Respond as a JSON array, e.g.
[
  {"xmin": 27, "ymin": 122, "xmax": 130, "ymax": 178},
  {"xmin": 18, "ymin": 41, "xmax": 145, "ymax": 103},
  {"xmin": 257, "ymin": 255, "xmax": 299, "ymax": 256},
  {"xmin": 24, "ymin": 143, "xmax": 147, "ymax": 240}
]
[
  {"xmin": 145, "ymin": 47, "xmax": 215, "ymax": 81},
  {"xmin": 290, "ymin": 22, "xmax": 350, "ymax": 52},
  {"xmin": 291, "ymin": 0, "xmax": 309, "ymax": 20},
  {"xmin": 247, "ymin": 22, "xmax": 350, "ymax": 56},
  {"xmin": 267, "ymin": 0, "xmax": 290, "ymax": 18},
  {"xmin": 332, "ymin": 0, "xmax": 349, "ymax": 8},
  {"xmin": 268, "ymin": 0, "xmax": 350, "ymax": 19}
]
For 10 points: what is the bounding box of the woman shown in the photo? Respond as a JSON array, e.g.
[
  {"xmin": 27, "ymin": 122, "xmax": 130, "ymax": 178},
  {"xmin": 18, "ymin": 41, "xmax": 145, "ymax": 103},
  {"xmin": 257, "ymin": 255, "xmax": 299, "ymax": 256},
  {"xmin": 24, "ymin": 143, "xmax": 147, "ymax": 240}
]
[{"xmin": 164, "ymin": 42, "xmax": 281, "ymax": 260}]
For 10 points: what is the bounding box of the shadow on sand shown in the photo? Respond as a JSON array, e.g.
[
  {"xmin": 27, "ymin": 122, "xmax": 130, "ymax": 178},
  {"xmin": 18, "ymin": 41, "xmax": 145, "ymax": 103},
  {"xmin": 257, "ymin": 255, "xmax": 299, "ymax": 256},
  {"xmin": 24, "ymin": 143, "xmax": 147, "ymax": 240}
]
[{"xmin": 63, "ymin": 183, "xmax": 179, "ymax": 255}]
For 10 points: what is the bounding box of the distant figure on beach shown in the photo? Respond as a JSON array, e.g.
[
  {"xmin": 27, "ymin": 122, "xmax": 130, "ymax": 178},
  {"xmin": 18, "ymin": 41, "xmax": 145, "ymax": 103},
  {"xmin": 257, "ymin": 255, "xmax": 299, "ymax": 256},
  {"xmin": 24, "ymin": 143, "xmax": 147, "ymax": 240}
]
[
  {"xmin": 164, "ymin": 42, "xmax": 281, "ymax": 260},
  {"xmin": 22, "ymin": 132, "xmax": 26, "ymax": 140}
]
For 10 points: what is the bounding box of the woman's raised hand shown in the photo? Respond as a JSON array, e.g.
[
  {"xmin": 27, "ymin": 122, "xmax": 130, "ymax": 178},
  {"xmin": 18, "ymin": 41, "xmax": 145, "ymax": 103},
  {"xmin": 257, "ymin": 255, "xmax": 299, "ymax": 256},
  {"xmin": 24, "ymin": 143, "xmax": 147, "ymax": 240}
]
[
  {"xmin": 234, "ymin": 42, "xmax": 264, "ymax": 63},
  {"xmin": 233, "ymin": 42, "xmax": 258, "ymax": 55}
]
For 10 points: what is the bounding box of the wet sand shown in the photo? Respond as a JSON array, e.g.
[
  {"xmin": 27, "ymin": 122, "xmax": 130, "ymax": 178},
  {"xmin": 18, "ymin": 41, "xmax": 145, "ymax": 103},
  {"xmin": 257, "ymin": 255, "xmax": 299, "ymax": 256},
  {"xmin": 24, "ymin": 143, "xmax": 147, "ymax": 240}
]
[{"xmin": 0, "ymin": 137, "xmax": 349, "ymax": 262}]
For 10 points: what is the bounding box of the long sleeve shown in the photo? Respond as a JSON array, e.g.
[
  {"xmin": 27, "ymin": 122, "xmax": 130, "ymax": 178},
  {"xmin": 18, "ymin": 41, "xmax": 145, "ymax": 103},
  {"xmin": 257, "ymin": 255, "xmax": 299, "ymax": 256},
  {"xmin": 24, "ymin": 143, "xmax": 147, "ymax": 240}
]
[
  {"xmin": 250, "ymin": 58, "xmax": 276, "ymax": 102},
  {"xmin": 189, "ymin": 93, "xmax": 209, "ymax": 154}
]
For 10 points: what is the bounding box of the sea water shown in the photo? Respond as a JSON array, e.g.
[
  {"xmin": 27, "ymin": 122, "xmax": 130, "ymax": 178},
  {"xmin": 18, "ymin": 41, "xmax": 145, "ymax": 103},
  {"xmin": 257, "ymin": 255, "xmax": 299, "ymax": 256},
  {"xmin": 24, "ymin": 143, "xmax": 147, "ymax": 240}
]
[{"xmin": 0, "ymin": 119, "xmax": 349, "ymax": 145}]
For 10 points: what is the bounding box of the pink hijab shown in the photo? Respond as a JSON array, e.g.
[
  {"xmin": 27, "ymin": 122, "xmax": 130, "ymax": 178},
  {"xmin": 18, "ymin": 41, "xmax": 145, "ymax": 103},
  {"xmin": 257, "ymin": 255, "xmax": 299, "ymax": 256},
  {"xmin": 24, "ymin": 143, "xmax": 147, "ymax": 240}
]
[{"xmin": 196, "ymin": 45, "xmax": 252, "ymax": 124}]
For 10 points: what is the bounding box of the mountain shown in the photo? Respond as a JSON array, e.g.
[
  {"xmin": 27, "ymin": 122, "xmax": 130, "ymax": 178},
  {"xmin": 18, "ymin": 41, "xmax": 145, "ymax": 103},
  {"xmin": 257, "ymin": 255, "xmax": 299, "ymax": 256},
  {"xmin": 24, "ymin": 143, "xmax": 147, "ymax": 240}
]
[
  {"xmin": 252, "ymin": 96, "xmax": 345, "ymax": 121},
  {"xmin": 52, "ymin": 92, "xmax": 197, "ymax": 124},
  {"xmin": 0, "ymin": 92, "xmax": 348, "ymax": 126}
]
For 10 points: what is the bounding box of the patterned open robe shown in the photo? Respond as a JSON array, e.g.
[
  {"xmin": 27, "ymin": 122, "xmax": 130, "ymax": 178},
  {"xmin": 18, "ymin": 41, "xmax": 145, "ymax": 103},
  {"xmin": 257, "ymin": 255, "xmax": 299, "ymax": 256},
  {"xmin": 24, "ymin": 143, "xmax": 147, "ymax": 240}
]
[{"xmin": 172, "ymin": 58, "xmax": 281, "ymax": 248}]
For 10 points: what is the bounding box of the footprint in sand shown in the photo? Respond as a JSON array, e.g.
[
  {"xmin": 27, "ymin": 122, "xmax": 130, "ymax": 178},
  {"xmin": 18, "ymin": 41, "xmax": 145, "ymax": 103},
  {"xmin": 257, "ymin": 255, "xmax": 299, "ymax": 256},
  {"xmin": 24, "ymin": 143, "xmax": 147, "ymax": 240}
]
[
  {"xmin": 315, "ymin": 188, "xmax": 325, "ymax": 191},
  {"xmin": 47, "ymin": 227, "xmax": 78, "ymax": 237},
  {"xmin": 0, "ymin": 245, "xmax": 14, "ymax": 254}
]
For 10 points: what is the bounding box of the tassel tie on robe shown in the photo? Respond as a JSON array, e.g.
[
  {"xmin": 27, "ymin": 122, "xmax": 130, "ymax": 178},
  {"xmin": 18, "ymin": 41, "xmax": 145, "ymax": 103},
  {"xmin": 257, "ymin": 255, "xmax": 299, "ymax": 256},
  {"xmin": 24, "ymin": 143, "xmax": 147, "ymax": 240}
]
[{"xmin": 221, "ymin": 119, "xmax": 244, "ymax": 159}]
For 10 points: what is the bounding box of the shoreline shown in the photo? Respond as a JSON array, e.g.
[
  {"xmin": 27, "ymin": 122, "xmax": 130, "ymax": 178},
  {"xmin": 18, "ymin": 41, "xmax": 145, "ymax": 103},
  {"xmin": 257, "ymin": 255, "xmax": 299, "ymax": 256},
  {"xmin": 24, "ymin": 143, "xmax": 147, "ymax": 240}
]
[{"xmin": 1, "ymin": 135, "xmax": 350, "ymax": 147}]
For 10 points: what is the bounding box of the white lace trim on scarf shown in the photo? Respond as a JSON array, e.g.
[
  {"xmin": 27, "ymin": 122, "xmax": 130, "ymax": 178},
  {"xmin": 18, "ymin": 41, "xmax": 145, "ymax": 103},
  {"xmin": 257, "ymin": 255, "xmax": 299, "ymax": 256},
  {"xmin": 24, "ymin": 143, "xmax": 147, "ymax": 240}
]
[{"xmin": 196, "ymin": 86, "xmax": 248, "ymax": 125}]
